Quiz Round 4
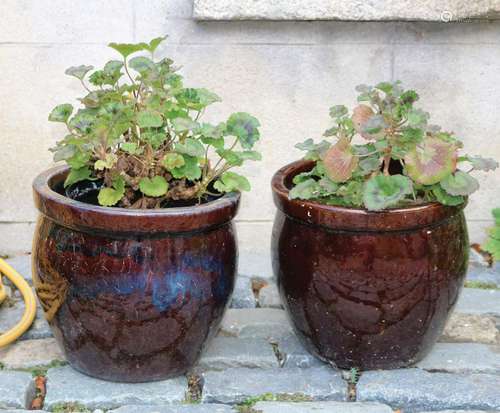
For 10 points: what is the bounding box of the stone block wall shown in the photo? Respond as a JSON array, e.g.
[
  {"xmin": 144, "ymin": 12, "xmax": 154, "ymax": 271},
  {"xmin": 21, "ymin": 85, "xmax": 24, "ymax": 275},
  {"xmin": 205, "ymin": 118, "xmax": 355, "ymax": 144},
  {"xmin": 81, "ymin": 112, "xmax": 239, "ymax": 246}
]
[{"xmin": 0, "ymin": 0, "xmax": 499, "ymax": 277}]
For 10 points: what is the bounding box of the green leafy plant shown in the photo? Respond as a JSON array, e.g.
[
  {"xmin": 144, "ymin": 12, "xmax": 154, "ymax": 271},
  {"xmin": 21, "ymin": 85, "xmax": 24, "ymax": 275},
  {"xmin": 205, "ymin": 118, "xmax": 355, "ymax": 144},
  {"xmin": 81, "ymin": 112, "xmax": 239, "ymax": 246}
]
[
  {"xmin": 292, "ymin": 81, "xmax": 498, "ymax": 210},
  {"xmin": 484, "ymin": 208, "xmax": 500, "ymax": 261},
  {"xmin": 49, "ymin": 36, "xmax": 261, "ymax": 208}
]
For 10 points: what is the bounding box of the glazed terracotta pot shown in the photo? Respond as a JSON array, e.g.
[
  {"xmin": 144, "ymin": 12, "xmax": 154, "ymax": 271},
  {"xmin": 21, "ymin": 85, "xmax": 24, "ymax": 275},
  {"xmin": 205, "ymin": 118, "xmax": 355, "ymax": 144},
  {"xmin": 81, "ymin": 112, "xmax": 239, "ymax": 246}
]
[
  {"xmin": 271, "ymin": 160, "xmax": 469, "ymax": 370},
  {"xmin": 32, "ymin": 166, "xmax": 239, "ymax": 382}
]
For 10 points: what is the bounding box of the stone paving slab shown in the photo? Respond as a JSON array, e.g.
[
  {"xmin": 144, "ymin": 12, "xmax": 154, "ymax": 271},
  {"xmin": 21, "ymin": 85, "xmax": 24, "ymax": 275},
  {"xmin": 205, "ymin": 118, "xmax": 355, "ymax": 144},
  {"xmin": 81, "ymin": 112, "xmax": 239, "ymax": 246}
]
[
  {"xmin": 0, "ymin": 338, "xmax": 64, "ymax": 369},
  {"xmin": 198, "ymin": 336, "xmax": 278, "ymax": 370},
  {"xmin": 455, "ymin": 289, "xmax": 500, "ymax": 317},
  {"xmin": 258, "ymin": 282, "xmax": 282, "ymax": 309},
  {"xmin": 357, "ymin": 369, "xmax": 500, "ymax": 412},
  {"xmin": 201, "ymin": 366, "xmax": 346, "ymax": 404},
  {"xmin": 467, "ymin": 262, "xmax": 500, "ymax": 288},
  {"xmin": 0, "ymin": 299, "xmax": 52, "ymax": 340},
  {"xmin": 416, "ymin": 343, "xmax": 500, "ymax": 375},
  {"xmin": 0, "ymin": 370, "xmax": 35, "ymax": 410},
  {"xmin": 108, "ymin": 405, "xmax": 234, "ymax": 412},
  {"xmin": 441, "ymin": 313, "xmax": 499, "ymax": 344},
  {"xmin": 218, "ymin": 308, "xmax": 292, "ymax": 340},
  {"xmin": 230, "ymin": 274, "xmax": 256, "ymax": 309},
  {"xmin": 253, "ymin": 401, "xmax": 393, "ymax": 412},
  {"xmin": 272, "ymin": 334, "xmax": 325, "ymax": 369},
  {"xmin": 43, "ymin": 366, "xmax": 188, "ymax": 410},
  {"xmin": 3, "ymin": 254, "xmax": 32, "ymax": 284},
  {"xmin": 424, "ymin": 411, "xmax": 500, "ymax": 413}
]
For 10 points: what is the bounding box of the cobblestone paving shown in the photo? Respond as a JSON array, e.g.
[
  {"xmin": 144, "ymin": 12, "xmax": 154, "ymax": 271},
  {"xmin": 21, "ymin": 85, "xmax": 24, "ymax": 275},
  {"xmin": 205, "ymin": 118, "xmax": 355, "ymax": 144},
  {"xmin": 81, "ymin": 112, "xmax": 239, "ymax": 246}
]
[{"xmin": 1, "ymin": 253, "xmax": 500, "ymax": 412}]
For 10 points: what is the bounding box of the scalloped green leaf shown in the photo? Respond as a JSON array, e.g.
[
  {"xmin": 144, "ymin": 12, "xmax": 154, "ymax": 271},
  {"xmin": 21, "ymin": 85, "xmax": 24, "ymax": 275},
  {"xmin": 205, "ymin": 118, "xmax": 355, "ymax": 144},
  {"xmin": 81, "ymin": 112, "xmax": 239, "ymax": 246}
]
[
  {"xmin": 289, "ymin": 178, "xmax": 320, "ymax": 200},
  {"xmin": 129, "ymin": 56, "xmax": 155, "ymax": 74},
  {"xmin": 214, "ymin": 172, "xmax": 251, "ymax": 193},
  {"xmin": 323, "ymin": 138, "xmax": 358, "ymax": 183},
  {"xmin": 64, "ymin": 167, "xmax": 92, "ymax": 188},
  {"xmin": 295, "ymin": 138, "xmax": 330, "ymax": 161},
  {"xmin": 103, "ymin": 60, "xmax": 123, "ymax": 75},
  {"xmin": 226, "ymin": 112, "xmax": 260, "ymax": 149},
  {"xmin": 146, "ymin": 36, "xmax": 167, "ymax": 53},
  {"xmin": 176, "ymin": 88, "xmax": 221, "ymax": 111},
  {"xmin": 98, "ymin": 176, "xmax": 125, "ymax": 206},
  {"xmin": 329, "ymin": 105, "xmax": 348, "ymax": 119},
  {"xmin": 431, "ymin": 185, "xmax": 464, "ymax": 206},
  {"xmin": 139, "ymin": 176, "xmax": 168, "ymax": 197},
  {"xmin": 121, "ymin": 142, "xmax": 143, "ymax": 155},
  {"xmin": 108, "ymin": 42, "xmax": 148, "ymax": 59},
  {"xmin": 170, "ymin": 155, "xmax": 201, "ymax": 181},
  {"xmin": 94, "ymin": 154, "xmax": 117, "ymax": 171},
  {"xmin": 175, "ymin": 138, "xmax": 205, "ymax": 158},
  {"xmin": 65, "ymin": 65, "xmax": 94, "ymax": 80},
  {"xmin": 404, "ymin": 137, "xmax": 457, "ymax": 185},
  {"xmin": 162, "ymin": 153, "xmax": 186, "ymax": 170},
  {"xmin": 49, "ymin": 104, "xmax": 73, "ymax": 123},
  {"xmin": 468, "ymin": 156, "xmax": 499, "ymax": 172},
  {"xmin": 440, "ymin": 171, "xmax": 479, "ymax": 196},
  {"xmin": 363, "ymin": 174, "xmax": 412, "ymax": 211},
  {"xmin": 171, "ymin": 117, "xmax": 199, "ymax": 133},
  {"xmin": 137, "ymin": 110, "xmax": 163, "ymax": 128},
  {"xmin": 407, "ymin": 108, "xmax": 430, "ymax": 128}
]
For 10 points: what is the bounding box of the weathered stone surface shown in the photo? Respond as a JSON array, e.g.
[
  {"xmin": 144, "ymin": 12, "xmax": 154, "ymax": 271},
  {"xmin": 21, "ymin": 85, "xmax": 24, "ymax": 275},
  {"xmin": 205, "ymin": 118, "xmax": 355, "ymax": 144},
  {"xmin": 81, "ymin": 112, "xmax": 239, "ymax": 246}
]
[
  {"xmin": 3, "ymin": 254, "xmax": 32, "ymax": 283},
  {"xmin": 218, "ymin": 308, "xmax": 292, "ymax": 340},
  {"xmin": 193, "ymin": 0, "xmax": 500, "ymax": 21},
  {"xmin": 417, "ymin": 343, "xmax": 500, "ymax": 374},
  {"xmin": 274, "ymin": 334, "xmax": 325, "ymax": 368},
  {"xmin": 0, "ymin": 338, "xmax": 65, "ymax": 369},
  {"xmin": 230, "ymin": 274, "xmax": 256, "ymax": 309},
  {"xmin": 424, "ymin": 411, "xmax": 498, "ymax": 413},
  {"xmin": 43, "ymin": 366, "xmax": 187, "ymax": 410},
  {"xmin": 197, "ymin": 336, "xmax": 278, "ymax": 370},
  {"xmin": 109, "ymin": 405, "xmax": 234, "ymax": 413},
  {"xmin": 258, "ymin": 281, "xmax": 282, "ymax": 309},
  {"xmin": 202, "ymin": 366, "xmax": 346, "ymax": 404},
  {"xmin": 0, "ymin": 299, "xmax": 53, "ymax": 340},
  {"xmin": 424, "ymin": 411, "xmax": 499, "ymax": 413},
  {"xmin": 0, "ymin": 371, "xmax": 35, "ymax": 410},
  {"xmin": 357, "ymin": 369, "xmax": 500, "ymax": 412},
  {"xmin": 254, "ymin": 401, "xmax": 393, "ymax": 413},
  {"xmin": 467, "ymin": 262, "xmax": 500, "ymax": 287},
  {"xmin": 0, "ymin": 411, "xmax": 35, "ymax": 413},
  {"xmin": 441, "ymin": 313, "xmax": 499, "ymax": 344},
  {"xmin": 455, "ymin": 289, "xmax": 500, "ymax": 317}
]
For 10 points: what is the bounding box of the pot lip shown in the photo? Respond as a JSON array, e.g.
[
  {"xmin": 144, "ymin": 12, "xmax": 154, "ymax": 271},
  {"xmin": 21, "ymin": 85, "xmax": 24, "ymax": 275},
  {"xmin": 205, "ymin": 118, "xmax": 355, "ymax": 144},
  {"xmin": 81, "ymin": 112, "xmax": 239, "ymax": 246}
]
[
  {"xmin": 271, "ymin": 159, "xmax": 466, "ymax": 232},
  {"xmin": 33, "ymin": 165, "xmax": 241, "ymax": 234}
]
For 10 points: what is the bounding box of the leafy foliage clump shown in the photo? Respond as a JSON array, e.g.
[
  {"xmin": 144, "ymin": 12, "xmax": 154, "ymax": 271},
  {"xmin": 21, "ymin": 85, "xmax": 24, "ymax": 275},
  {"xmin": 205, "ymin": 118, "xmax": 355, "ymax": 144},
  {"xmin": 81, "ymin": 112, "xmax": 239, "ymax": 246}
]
[
  {"xmin": 49, "ymin": 36, "xmax": 261, "ymax": 208},
  {"xmin": 484, "ymin": 208, "xmax": 500, "ymax": 261},
  {"xmin": 292, "ymin": 81, "xmax": 498, "ymax": 210}
]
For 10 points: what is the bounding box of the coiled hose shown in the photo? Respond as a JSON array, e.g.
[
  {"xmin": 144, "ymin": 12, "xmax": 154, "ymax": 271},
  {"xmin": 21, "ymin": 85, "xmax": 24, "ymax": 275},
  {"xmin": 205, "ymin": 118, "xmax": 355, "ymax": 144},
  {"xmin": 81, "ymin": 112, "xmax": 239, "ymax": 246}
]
[{"xmin": 0, "ymin": 258, "xmax": 37, "ymax": 347}]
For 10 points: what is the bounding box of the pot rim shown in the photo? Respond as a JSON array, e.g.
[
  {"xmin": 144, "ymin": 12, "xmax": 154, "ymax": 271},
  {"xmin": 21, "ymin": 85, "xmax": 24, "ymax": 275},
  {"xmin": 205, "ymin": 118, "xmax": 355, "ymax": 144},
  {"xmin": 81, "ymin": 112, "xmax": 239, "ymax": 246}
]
[
  {"xmin": 271, "ymin": 160, "xmax": 466, "ymax": 232},
  {"xmin": 33, "ymin": 165, "xmax": 240, "ymax": 234}
]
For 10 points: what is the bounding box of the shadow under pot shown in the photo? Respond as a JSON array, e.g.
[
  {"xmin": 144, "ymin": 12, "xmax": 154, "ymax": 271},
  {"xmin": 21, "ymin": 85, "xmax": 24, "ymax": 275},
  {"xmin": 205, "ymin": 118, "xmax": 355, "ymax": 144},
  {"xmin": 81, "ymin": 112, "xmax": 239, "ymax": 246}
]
[
  {"xmin": 271, "ymin": 160, "xmax": 469, "ymax": 370},
  {"xmin": 32, "ymin": 166, "xmax": 239, "ymax": 382}
]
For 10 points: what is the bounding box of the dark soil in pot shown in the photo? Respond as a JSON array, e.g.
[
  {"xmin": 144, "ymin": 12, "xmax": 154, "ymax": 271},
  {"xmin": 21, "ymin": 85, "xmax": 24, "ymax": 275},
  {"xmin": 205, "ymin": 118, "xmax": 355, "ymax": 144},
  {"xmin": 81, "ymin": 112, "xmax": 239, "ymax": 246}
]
[
  {"xmin": 32, "ymin": 166, "xmax": 240, "ymax": 382},
  {"xmin": 271, "ymin": 160, "xmax": 469, "ymax": 370}
]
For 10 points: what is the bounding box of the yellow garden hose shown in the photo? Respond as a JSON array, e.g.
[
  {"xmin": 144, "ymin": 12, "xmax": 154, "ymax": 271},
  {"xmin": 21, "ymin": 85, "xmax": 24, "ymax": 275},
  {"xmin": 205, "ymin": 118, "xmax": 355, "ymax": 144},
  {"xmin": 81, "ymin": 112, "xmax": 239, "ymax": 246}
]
[{"xmin": 0, "ymin": 258, "xmax": 37, "ymax": 347}]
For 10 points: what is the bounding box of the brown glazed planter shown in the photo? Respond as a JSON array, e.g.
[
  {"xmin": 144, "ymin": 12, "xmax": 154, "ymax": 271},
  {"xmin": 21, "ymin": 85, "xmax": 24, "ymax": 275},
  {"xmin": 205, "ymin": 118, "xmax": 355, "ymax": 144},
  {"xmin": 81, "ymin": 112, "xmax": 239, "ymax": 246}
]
[
  {"xmin": 271, "ymin": 160, "xmax": 469, "ymax": 370},
  {"xmin": 32, "ymin": 166, "xmax": 239, "ymax": 382}
]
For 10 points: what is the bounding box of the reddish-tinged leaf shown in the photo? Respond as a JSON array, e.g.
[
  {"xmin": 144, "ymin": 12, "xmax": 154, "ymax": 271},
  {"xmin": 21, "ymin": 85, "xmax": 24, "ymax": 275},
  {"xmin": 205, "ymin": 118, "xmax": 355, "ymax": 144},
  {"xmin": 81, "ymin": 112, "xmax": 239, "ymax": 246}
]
[
  {"xmin": 405, "ymin": 137, "xmax": 457, "ymax": 185},
  {"xmin": 352, "ymin": 105, "xmax": 375, "ymax": 140},
  {"xmin": 323, "ymin": 138, "xmax": 358, "ymax": 183}
]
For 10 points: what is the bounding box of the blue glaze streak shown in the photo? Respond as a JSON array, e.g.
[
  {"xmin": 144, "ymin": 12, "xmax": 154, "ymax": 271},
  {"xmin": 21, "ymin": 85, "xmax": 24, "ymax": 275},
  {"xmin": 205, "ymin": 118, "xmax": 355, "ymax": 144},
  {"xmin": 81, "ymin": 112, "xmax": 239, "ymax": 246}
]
[{"xmin": 69, "ymin": 252, "xmax": 231, "ymax": 312}]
